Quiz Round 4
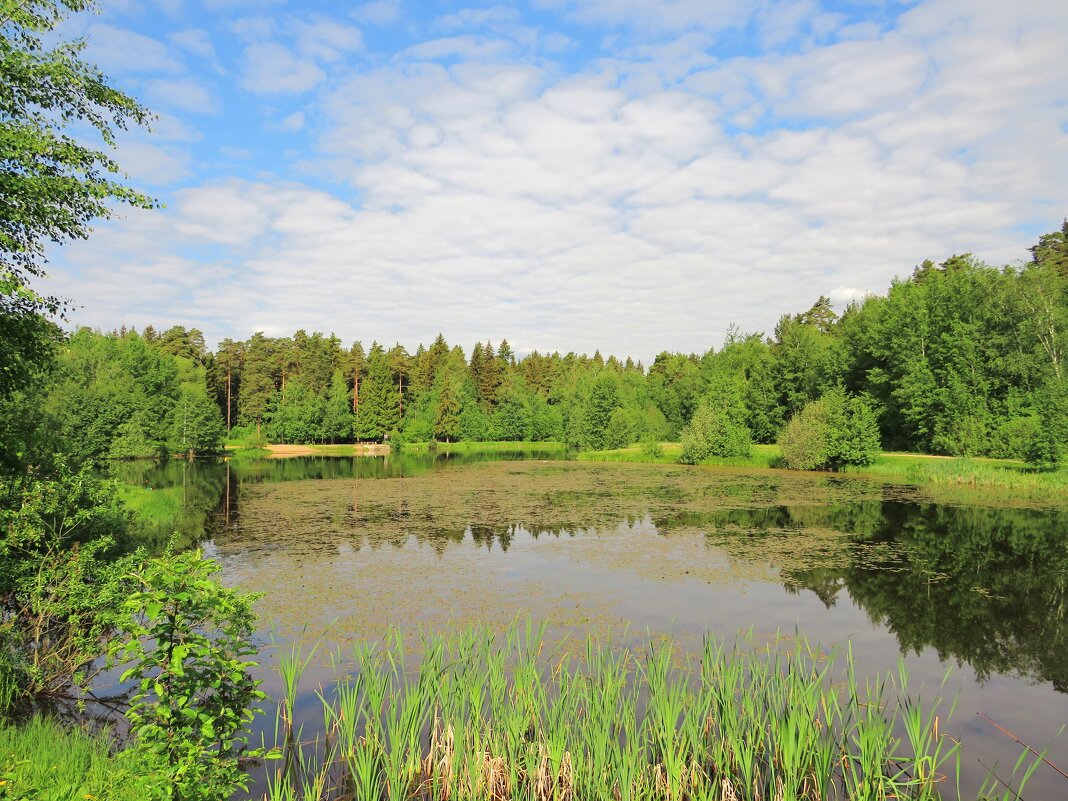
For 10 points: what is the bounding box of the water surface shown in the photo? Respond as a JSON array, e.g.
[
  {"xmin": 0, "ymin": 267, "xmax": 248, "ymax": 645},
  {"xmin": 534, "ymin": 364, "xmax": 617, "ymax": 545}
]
[{"xmin": 121, "ymin": 454, "xmax": 1068, "ymax": 799}]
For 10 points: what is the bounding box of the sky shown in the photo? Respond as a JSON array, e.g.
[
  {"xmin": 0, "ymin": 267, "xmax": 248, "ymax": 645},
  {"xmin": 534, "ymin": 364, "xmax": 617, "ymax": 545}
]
[{"xmin": 45, "ymin": 0, "xmax": 1068, "ymax": 363}]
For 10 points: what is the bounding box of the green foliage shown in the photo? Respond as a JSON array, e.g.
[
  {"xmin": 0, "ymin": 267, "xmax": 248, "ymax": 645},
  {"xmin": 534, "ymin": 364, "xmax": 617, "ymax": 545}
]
[
  {"xmin": 489, "ymin": 377, "xmax": 531, "ymax": 441},
  {"xmin": 25, "ymin": 224, "xmax": 1063, "ymax": 463},
  {"xmin": 110, "ymin": 415, "xmax": 164, "ymax": 460},
  {"xmin": 639, "ymin": 435, "xmax": 665, "ymax": 460},
  {"xmin": 0, "ymin": 0, "xmax": 155, "ymax": 302},
  {"xmin": 168, "ymin": 383, "xmax": 225, "ymax": 456},
  {"xmin": 677, "ymin": 373, "xmax": 753, "ymax": 464},
  {"xmin": 0, "ymin": 287, "xmax": 58, "ymax": 401},
  {"xmin": 225, "ymin": 423, "xmax": 267, "ymax": 449},
  {"xmin": 568, "ymin": 372, "xmax": 621, "ymax": 449},
  {"xmin": 321, "ymin": 369, "xmax": 352, "ymax": 443},
  {"xmin": 266, "ymin": 621, "xmax": 967, "ymax": 801},
  {"xmin": 355, "ymin": 343, "xmax": 399, "ymax": 442},
  {"xmin": 1025, "ymin": 378, "xmax": 1068, "ymax": 470},
  {"xmin": 0, "ymin": 716, "xmax": 152, "ymax": 801},
  {"xmin": 114, "ymin": 549, "xmax": 267, "ymax": 801},
  {"xmin": 0, "ymin": 465, "xmax": 138, "ymax": 704},
  {"xmin": 265, "ymin": 379, "xmax": 324, "ymax": 445},
  {"xmin": 677, "ymin": 402, "xmax": 752, "ymax": 465},
  {"xmin": 433, "ymin": 372, "xmax": 461, "ymax": 442},
  {"xmin": 778, "ymin": 388, "xmax": 880, "ymax": 471}
]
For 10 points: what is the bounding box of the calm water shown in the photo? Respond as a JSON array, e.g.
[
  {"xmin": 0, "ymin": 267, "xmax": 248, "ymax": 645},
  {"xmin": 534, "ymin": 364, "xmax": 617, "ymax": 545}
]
[{"xmin": 115, "ymin": 453, "xmax": 1068, "ymax": 799}]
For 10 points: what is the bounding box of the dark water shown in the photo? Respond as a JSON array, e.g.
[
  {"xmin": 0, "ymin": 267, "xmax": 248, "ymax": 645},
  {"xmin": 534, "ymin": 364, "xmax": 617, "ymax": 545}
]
[{"xmin": 115, "ymin": 454, "xmax": 1068, "ymax": 799}]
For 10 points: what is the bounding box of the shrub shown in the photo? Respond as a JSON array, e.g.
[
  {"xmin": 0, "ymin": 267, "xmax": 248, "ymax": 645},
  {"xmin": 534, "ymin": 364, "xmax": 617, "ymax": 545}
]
[
  {"xmin": 0, "ymin": 466, "xmax": 139, "ymax": 705},
  {"xmin": 225, "ymin": 424, "xmax": 267, "ymax": 449},
  {"xmin": 640, "ymin": 435, "xmax": 665, "ymax": 460},
  {"xmin": 115, "ymin": 550, "xmax": 267, "ymax": 801},
  {"xmin": 778, "ymin": 389, "xmax": 880, "ymax": 471},
  {"xmin": 1025, "ymin": 379, "xmax": 1068, "ymax": 471},
  {"xmin": 677, "ymin": 402, "xmax": 752, "ymax": 464}
]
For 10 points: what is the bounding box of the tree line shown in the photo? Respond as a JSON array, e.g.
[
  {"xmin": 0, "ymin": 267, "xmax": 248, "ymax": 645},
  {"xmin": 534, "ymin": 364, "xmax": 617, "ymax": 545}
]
[{"xmin": 39, "ymin": 221, "xmax": 1068, "ymax": 467}]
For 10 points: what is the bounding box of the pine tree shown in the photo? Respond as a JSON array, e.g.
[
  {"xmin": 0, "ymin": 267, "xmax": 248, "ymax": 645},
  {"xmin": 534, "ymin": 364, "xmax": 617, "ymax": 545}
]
[
  {"xmin": 346, "ymin": 341, "xmax": 367, "ymax": 426},
  {"xmin": 238, "ymin": 333, "xmax": 278, "ymax": 430}
]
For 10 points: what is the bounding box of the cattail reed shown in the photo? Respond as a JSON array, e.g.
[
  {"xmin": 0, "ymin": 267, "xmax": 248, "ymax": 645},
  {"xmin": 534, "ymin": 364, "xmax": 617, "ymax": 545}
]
[{"xmin": 260, "ymin": 621, "xmax": 1038, "ymax": 801}]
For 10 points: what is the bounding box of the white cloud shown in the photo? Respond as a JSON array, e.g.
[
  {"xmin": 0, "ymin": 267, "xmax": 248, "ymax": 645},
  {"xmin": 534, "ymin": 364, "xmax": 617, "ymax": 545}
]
[
  {"xmin": 84, "ymin": 24, "xmax": 182, "ymax": 74},
  {"xmin": 278, "ymin": 110, "xmax": 306, "ymax": 132},
  {"xmin": 534, "ymin": 0, "xmax": 755, "ymax": 34},
  {"xmin": 402, "ymin": 36, "xmax": 517, "ymax": 62},
  {"xmin": 169, "ymin": 28, "xmax": 224, "ymax": 72},
  {"xmin": 241, "ymin": 42, "xmax": 325, "ymax": 94},
  {"xmin": 52, "ymin": 0, "xmax": 1068, "ymax": 361},
  {"xmin": 292, "ymin": 17, "xmax": 364, "ymax": 61},
  {"xmin": 112, "ymin": 140, "xmax": 192, "ymax": 185},
  {"xmin": 145, "ymin": 77, "xmax": 221, "ymax": 114},
  {"xmin": 202, "ymin": 0, "xmax": 286, "ymax": 10},
  {"xmin": 355, "ymin": 0, "xmax": 402, "ymax": 26}
]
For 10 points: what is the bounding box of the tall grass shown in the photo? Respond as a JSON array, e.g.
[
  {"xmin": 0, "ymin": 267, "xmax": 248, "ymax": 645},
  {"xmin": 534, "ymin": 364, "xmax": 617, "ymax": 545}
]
[
  {"xmin": 842, "ymin": 454, "xmax": 1068, "ymax": 497},
  {"xmin": 261, "ymin": 622, "xmax": 1040, "ymax": 801},
  {"xmin": 0, "ymin": 716, "xmax": 146, "ymax": 800}
]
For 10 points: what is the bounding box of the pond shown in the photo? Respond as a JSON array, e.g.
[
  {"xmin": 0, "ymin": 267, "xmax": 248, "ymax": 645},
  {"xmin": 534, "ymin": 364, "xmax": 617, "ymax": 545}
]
[{"xmin": 114, "ymin": 452, "xmax": 1068, "ymax": 799}]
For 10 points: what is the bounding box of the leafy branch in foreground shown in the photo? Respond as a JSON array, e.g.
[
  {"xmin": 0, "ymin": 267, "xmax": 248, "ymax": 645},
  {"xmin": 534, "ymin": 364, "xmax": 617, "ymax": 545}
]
[
  {"xmin": 1, "ymin": 0, "xmax": 157, "ymax": 295},
  {"xmin": 114, "ymin": 550, "xmax": 267, "ymax": 801}
]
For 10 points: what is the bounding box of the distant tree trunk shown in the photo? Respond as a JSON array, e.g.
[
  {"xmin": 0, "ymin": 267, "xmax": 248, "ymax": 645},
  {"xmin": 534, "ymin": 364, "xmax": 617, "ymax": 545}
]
[
  {"xmin": 226, "ymin": 367, "xmax": 232, "ymax": 431},
  {"xmin": 353, "ymin": 373, "xmax": 360, "ymax": 441},
  {"xmin": 398, "ymin": 376, "xmax": 403, "ymax": 417}
]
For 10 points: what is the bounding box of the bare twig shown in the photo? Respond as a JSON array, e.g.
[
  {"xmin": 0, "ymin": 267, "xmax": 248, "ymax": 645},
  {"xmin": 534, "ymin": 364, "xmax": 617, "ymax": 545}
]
[{"xmin": 977, "ymin": 712, "xmax": 1068, "ymax": 781}]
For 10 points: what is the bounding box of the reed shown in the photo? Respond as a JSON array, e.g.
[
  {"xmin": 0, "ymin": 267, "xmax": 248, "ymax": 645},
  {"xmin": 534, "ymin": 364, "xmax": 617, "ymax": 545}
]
[{"xmin": 257, "ymin": 621, "xmax": 1051, "ymax": 801}]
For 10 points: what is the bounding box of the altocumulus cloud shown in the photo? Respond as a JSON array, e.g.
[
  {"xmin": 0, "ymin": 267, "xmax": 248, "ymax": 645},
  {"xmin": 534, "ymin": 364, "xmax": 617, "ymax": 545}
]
[{"xmin": 49, "ymin": 0, "xmax": 1068, "ymax": 362}]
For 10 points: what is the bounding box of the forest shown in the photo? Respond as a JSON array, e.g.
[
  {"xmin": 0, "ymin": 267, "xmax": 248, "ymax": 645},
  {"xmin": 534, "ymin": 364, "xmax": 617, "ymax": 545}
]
[
  {"xmin": 33, "ymin": 225, "xmax": 1068, "ymax": 469},
  {"xmin": 3, "ymin": 2, "xmax": 1068, "ymax": 799}
]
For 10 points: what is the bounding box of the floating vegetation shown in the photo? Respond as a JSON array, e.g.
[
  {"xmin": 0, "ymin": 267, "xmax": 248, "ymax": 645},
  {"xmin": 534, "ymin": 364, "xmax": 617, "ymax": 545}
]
[{"xmin": 261, "ymin": 621, "xmax": 1043, "ymax": 801}]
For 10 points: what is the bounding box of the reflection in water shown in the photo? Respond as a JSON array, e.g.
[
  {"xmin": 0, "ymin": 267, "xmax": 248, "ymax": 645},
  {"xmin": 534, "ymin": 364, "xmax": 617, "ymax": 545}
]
[
  {"xmin": 117, "ymin": 454, "xmax": 1068, "ymax": 797},
  {"xmin": 688, "ymin": 503, "xmax": 1068, "ymax": 690},
  {"xmin": 122, "ymin": 455, "xmax": 1068, "ymax": 696}
]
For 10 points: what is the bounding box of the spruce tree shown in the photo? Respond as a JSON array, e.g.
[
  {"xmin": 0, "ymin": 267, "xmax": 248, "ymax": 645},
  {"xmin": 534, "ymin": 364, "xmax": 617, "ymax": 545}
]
[
  {"xmin": 322, "ymin": 369, "xmax": 353, "ymax": 443},
  {"xmin": 357, "ymin": 343, "xmax": 399, "ymax": 441},
  {"xmin": 434, "ymin": 372, "xmax": 462, "ymax": 442}
]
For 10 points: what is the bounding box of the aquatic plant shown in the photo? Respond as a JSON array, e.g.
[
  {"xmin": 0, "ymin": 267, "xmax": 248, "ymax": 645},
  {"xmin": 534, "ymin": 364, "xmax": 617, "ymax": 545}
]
[{"xmin": 262, "ymin": 621, "xmax": 1003, "ymax": 801}]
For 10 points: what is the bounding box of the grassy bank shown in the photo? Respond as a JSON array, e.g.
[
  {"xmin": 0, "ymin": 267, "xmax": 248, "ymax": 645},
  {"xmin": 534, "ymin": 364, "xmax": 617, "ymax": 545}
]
[
  {"xmin": 578, "ymin": 442, "xmax": 781, "ymax": 468},
  {"xmin": 578, "ymin": 443, "xmax": 1068, "ymax": 496},
  {"xmin": 843, "ymin": 452, "xmax": 1068, "ymax": 495},
  {"xmin": 264, "ymin": 622, "xmax": 1035, "ymax": 801},
  {"xmin": 401, "ymin": 440, "xmax": 568, "ymax": 454},
  {"xmin": 0, "ymin": 717, "xmax": 146, "ymax": 800}
]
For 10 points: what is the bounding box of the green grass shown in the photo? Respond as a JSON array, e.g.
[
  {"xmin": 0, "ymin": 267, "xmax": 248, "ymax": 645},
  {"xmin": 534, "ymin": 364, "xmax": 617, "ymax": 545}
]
[
  {"xmin": 577, "ymin": 442, "xmax": 683, "ymax": 464},
  {"xmin": 263, "ymin": 621, "xmax": 1042, "ymax": 801},
  {"xmin": 401, "ymin": 440, "xmax": 568, "ymax": 454},
  {"xmin": 0, "ymin": 716, "xmax": 150, "ymax": 801},
  {"xmin": 577, "ymin": 443, "xmax": 1068, "ymax": 496},
  {"xmin": 845, "ymin": 453, "xmax": 1068, "ymax": 498},
  {"xmin": 579, "ymin": 442, "xmax": 781, "ymax": 468}
]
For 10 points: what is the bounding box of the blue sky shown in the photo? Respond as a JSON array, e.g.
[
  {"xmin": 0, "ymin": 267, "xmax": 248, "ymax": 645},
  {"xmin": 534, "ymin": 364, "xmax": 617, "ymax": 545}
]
[{"xmin": 48, "ymin": 0, "xmax": 1068, "ymax": 362}]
